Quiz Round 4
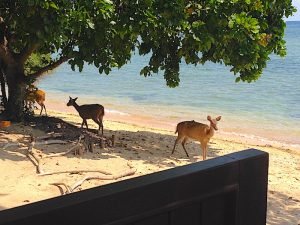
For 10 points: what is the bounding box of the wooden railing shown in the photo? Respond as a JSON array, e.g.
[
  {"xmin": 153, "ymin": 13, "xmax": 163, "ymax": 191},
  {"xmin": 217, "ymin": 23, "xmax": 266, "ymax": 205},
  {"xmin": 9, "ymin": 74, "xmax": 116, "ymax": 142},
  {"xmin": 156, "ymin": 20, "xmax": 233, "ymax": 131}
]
[{"xmin": 0, "ymin": 149, "xmax": 269, "ymax": 225}]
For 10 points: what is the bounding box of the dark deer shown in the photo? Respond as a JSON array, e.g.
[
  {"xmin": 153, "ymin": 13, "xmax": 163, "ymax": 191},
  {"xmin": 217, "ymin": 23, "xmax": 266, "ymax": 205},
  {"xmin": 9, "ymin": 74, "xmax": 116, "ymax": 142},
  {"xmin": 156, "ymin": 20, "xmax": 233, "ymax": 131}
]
[
  {"xmin": 67, "ymin": 96, "xmax": 105, "ymax": 135},
  {"xmin": 172, "ymin": 115, "xmax": 222, "ymax": 160}
]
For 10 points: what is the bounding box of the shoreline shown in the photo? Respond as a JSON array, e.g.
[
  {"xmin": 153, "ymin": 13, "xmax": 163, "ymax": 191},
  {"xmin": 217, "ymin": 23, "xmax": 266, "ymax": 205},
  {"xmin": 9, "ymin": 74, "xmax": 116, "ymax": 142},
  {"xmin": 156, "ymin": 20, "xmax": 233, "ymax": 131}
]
[{"xmin": 47, "ymin": 102, "xmax": 300, "ymax": 152}]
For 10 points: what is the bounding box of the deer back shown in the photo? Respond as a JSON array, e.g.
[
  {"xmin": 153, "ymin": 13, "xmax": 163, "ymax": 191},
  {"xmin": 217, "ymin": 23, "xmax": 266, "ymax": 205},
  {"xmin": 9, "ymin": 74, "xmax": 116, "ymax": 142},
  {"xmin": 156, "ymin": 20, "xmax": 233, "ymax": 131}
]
[
  {"xmin": 78, "ymin": 104, "xmax": 104, "ymax": 119},
  {"xmin": 26, "ymin": 89, "xmax": 45, "ymax": 105},
  {"xmin": 34, "ymin": 90, "xmax": 45, "ymax": 104},
  {"xmin": 176, "ymin": 121, "xmax": 210, "ymax": 140}
]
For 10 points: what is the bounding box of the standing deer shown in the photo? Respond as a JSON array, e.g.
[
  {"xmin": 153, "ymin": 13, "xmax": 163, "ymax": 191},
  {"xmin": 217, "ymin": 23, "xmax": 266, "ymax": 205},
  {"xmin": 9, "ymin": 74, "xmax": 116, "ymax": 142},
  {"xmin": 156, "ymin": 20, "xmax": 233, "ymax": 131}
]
[
  {"xmin": 172, "ymin": 115, "xmax": 222, "ymax": 160},
  {"xmin": 67, "ymin": 96, "xmax": 105, "ymax": 135},
  {"xmin": 25, "ymin": 89, "xmax": 47, "ymax": 116}
]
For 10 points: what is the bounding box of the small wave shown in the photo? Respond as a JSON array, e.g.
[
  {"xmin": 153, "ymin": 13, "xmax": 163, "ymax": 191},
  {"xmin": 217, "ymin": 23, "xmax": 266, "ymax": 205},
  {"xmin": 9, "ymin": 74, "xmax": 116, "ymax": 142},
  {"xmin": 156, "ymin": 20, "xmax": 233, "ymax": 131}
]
[
  {"xmin": 106, "ymin": 109, "xmax": 130, "ymax": 116},
  {"xmin": 218, "ymin": 131, "xmax": 300, "ymax": 151}
]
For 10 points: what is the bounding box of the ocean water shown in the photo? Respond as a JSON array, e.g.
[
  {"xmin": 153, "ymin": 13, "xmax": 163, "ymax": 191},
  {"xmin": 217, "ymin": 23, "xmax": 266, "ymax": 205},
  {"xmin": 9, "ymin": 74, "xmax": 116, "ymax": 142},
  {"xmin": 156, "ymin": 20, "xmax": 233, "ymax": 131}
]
[{"xmin": 38, "ymin": 21, "xmax": 300, "ymax": 150}]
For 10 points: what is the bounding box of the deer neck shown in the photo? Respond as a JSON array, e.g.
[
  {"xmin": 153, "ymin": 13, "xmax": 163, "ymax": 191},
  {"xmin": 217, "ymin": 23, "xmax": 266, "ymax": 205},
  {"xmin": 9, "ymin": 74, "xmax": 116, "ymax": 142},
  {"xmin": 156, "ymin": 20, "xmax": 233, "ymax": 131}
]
[
  {"xmin": 73, "ymin": 102, "xmax": 81, "ymax": 112},
  {"xmin": 206, "ymin": 125, "xmax": 215, "ymax": 138}
]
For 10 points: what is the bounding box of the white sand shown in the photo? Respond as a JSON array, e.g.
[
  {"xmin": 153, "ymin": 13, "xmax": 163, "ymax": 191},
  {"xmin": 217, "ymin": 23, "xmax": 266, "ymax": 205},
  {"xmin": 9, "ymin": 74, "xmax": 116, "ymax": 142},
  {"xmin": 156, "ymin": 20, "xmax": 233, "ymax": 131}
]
[{"xmin": 0, "ymin": 110, "xmax": 299, "ymax": 225}]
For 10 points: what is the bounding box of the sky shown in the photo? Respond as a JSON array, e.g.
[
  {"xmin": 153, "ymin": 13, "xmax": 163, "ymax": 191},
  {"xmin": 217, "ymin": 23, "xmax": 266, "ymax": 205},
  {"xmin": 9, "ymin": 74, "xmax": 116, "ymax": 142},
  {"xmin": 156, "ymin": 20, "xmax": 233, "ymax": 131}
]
[{"xmin": 286, "ymin": 0, "xmax": 300, "ymax": 21}]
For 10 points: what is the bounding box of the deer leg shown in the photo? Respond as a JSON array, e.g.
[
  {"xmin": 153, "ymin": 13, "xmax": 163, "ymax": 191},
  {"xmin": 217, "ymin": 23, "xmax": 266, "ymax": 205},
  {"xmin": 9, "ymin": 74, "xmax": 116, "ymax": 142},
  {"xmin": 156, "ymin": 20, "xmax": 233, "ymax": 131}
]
[
  {"xmin": 81, "ymin": 119, "xmax": 88, "ymax": 129},
  {"xmin": 200, "ymin": 142, "xmax": 207, "ymax": 160},
  {"xmin": 43, "ymin": 104, "xmax": 47, "ymax": 116},
  {"xmin": 204, "ymin": 144, "xmax": 208, "ymax": 160},
  {"xmin": 172, "ymin": 137, "xmax": 180, "ymax": 155},
  {"xmin": 181, "ymin": 137, "xmax": 189, "ymax": 157},
  {"xmin": 39, "ymin": 104, "xmax": 43, "ymax": 115},
  {"xmin": 93, "ymin": 118, "xmax": 104, "ymax": 136},
  {"xmin": 99, "ymin": 116, "xmax": 104, "ymax": 136},
  {"xmin": 100, "ymin": 121, "xmax": 104, "ymax": 135},
  {"xmin": 84, "ymin": 120, "xmax": 89, "ymax": 130}
]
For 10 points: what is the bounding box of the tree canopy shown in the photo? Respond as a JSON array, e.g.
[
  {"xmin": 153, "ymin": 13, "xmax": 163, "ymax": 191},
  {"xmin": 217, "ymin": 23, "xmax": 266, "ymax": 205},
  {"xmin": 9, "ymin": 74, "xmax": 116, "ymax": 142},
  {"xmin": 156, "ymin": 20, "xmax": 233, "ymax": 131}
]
[{"xmin": 0, "ymin": 0, "xmax": 296, "ymax": 119}]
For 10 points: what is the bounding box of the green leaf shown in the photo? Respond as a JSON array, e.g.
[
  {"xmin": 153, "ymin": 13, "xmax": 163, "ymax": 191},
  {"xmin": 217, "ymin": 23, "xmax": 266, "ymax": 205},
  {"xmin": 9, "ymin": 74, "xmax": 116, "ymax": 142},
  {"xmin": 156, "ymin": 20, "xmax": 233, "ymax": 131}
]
[{"xmin": 49, "ymin": 2, "xmax": 59, "ymax": 10}]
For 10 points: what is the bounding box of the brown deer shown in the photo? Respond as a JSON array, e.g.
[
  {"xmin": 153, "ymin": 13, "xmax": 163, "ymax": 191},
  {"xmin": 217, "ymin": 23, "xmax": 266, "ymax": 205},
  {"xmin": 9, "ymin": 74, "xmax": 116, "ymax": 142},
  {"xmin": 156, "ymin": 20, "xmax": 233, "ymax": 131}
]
[
  {"xmin": 67, "ymin": 96, "xmax": 105, "ymax": 135},
  {"xmin": 26, "ymin": 89, "xmax": 47, "ymax": 116},
  {"xmin": 172, "ymin": 115, "xmax": 222, "ymax": 160}
]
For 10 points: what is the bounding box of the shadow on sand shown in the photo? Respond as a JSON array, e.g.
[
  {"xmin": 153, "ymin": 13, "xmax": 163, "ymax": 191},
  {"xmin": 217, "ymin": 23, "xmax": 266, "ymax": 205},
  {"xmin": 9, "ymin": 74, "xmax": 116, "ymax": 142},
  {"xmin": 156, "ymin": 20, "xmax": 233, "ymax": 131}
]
[{"xmin": 0, "ymin": 116, "xmax": 222, "ymax": 165}]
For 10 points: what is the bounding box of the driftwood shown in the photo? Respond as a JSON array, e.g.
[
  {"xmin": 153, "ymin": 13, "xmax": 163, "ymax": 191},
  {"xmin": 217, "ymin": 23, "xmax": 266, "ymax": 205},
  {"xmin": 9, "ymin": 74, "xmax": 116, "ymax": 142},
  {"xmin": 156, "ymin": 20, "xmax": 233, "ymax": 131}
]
[
  {"xmin": 51, "ymin": 167, "xmax": 137, "ymax": 194},
  {"xmin": 43, "ymin": 135, "xmax": 84, "ymax": 158},
  {"xmin": 35, "ymin": 133, "xmax": 63, "ymax": 140},
  {"xmin": 2, "ymin": 142, "xmax": 26, "ymax": 149},
  {"xmin": 82, "ymin": 130, "xmax": 116, "ymax": 148},
  {"xmin": 42, "ymin": 143, "xmax": 82, "ymax": 158},
  {"xmin": 39, "ymin": 169, "xmax": 112, "ymax": 176},
  {"xmin": 70, "ymin": 168, "xmax": 136, "ymax": 192},
  {"xmin": 26, "ymin": 137, "xmax": 44, "ymax": 174},
  {"xmin": 35, "ymin": 140, "xmax": 68, "ymax": 145},
  {"xmin": 23, "ymin": 131, "xmax": 131, "ymax": 196},
  {"xmin": 2, "ymin": 140, "xmax": 68, "ymax": 150},
  {"xmin": 50, "ymin": 182, "xmax": 72, "ymax": 194}
]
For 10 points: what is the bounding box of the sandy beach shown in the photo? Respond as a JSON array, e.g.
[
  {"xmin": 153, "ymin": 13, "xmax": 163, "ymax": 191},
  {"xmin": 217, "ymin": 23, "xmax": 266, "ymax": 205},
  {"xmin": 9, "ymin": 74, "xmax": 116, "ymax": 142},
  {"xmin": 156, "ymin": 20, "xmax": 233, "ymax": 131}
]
[{"xmin": 0, "ymin": 110, "xmax": 299, "ymax": 225}]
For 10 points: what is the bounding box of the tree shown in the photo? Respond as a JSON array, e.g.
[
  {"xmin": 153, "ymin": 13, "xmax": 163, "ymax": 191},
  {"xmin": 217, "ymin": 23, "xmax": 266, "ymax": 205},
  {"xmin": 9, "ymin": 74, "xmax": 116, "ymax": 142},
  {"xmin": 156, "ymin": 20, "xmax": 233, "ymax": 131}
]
[{"xmin": 0, "ymin": 0, "xmax": 296, "ymax": 121}]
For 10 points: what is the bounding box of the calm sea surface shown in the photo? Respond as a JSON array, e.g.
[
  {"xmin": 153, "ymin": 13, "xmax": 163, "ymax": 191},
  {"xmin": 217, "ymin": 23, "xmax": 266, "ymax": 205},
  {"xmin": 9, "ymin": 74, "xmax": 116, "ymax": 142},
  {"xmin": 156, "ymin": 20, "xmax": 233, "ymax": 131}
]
[{"xmin": 38, "ymin": 21, "xmax": 300, "ymax": 150}]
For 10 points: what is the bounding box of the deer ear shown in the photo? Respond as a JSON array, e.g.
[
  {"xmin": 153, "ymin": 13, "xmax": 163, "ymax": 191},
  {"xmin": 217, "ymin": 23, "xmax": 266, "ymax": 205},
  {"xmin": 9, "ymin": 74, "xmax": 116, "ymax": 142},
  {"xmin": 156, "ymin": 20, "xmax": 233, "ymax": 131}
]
[
  {"xmin": 207, "ymin": 115, "xmax": 212, "ymax": 121},
  {"xmin": 216, "ymin": 116, "xmax": 221, "ymax": 121},
  {"xmin": 74, "ymin": 97, "xmax": 78, "ymax": 101}
]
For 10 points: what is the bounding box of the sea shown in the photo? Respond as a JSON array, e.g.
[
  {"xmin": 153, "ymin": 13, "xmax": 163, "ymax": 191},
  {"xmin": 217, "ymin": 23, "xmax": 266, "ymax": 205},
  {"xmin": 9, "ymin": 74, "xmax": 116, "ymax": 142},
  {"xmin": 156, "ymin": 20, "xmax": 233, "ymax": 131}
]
[{"xmin": 38, "ymin": 21, "xmax": 300, "ymax": 150}]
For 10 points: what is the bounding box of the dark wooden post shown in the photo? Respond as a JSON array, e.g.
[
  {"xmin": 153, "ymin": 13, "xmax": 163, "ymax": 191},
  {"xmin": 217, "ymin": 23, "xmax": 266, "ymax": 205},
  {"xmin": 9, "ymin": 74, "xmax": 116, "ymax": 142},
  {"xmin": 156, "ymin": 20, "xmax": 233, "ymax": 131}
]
[{"xmin": 0, "ymin": 149, "xmax": 268, "ymax": 225}]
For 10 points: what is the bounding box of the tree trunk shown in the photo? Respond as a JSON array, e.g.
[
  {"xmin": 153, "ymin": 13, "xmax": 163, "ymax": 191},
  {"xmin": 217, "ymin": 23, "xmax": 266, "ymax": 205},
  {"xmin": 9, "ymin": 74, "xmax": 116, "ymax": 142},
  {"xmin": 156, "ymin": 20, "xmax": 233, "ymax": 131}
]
[
  {"xmin": 3, "ymin": 64, "xmax": 26, "ymax": 121},
  {"xmin": 0, "ymin": 68, "xmax": 7, "ymax": 107}
]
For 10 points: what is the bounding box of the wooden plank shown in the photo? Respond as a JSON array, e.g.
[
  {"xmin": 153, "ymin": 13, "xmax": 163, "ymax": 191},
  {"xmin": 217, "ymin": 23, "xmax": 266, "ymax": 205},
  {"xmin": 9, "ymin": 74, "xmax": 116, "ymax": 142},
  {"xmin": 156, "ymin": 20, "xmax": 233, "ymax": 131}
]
[
  {"xmin": 134, "ymin": 213, "xmax": 168, "ymax": 225},
  {"xmin": 202, "ymin": 191, "xmax": 237, "ymax": 225},
  {"xmin": 235, "ymin": 149, "xmax": 269, "ymax": 225},
  {"xmin": 169, "ymin": 203, "xmax": 201, "ymax": 225}
]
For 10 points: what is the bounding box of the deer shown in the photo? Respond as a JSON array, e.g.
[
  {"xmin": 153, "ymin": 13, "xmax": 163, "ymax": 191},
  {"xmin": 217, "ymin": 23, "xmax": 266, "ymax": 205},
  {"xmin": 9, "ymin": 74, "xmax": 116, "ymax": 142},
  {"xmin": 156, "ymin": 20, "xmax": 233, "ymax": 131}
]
[
  {"xmin": 25, "ymin": 88, "xmax": 47, "ymax": 116},
  {"xmin": 66, "ymin": 96, "xmax": 105, "ymax": 135},
  {"xmin": 172, "ymin": 115, "xmax": 222, "ymax": 160}
]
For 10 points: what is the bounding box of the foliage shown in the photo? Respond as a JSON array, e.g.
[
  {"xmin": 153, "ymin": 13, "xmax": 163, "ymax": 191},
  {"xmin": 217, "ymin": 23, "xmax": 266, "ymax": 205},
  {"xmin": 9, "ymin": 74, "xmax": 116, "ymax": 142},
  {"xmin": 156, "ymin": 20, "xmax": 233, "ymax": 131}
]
[
  {"xmin": 25, "ymin": 53, "xmax": 52, "ymax": 77},
  {"xmin": 0, "ymin": 0, "xmax": 296, "ymax": 88}
]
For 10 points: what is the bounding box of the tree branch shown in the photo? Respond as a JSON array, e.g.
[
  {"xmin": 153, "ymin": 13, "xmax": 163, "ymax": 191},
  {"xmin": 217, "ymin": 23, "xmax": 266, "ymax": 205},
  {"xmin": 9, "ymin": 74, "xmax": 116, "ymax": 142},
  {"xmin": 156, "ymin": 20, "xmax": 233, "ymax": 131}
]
[
  {"xmin": 28, "ymin": 56, "xmax": 69, "ymax": 80},
  {"xmin": 18, "ymin": 43, "xmax": 39, "ymax": 64}
]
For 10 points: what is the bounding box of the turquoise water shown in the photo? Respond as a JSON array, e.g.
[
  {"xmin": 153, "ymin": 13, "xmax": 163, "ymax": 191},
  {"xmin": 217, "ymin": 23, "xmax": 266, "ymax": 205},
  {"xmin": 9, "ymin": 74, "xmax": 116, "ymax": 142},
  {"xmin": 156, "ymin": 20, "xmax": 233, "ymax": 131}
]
[{"xmin": 38, "ymin": 21, "xmax": 300, "ymax": 149}]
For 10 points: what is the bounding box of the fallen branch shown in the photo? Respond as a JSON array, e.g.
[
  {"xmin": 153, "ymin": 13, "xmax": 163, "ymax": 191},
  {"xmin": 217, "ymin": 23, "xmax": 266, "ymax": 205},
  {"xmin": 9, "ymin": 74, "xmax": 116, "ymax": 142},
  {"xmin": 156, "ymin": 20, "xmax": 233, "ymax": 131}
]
[
  {"xmin": 50, "ymin": 182, "xmax": 72, "ymax": 194},
  {"xmin": 71, "ymin": 168, "xmax": 136, "ymax": 192},
  {"xmin": 42, "ymin": 143, "xmax": 81, "ymax": 158},
  {"xmin": 2, "ymin": 142, "xmax": 26, "ymax": 149},
  {"xmin": 26, "ymin": 137, "xmax": 45, "ymax": 174},
  {"xmin": 35, "ymin": 133, "xmax": 63, "ymax": 140},
  {"xmin": 35, "ymin": 140, "xmax": 68, "ymax": 145},
  {"xmin": 2, "ymin": 139, "xmax": 68, "ymax": 149},
  {"xmin": 42, "ymin": 135, "xmax": 85, "ymax": 158},
  {"xmin": 49, "ymin": 162, "xmax": 136, "ymax": 195},
  {"xmin": 82, "ymin": 130, "xmax": 106, "ymax": 141},
  {"xmin": 39, "ymin": 169, "xmax": 112, "ymax": 176},
  {"xmin": 82, "ymin": 130, "xmax": 115, "ymax": 148}
]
